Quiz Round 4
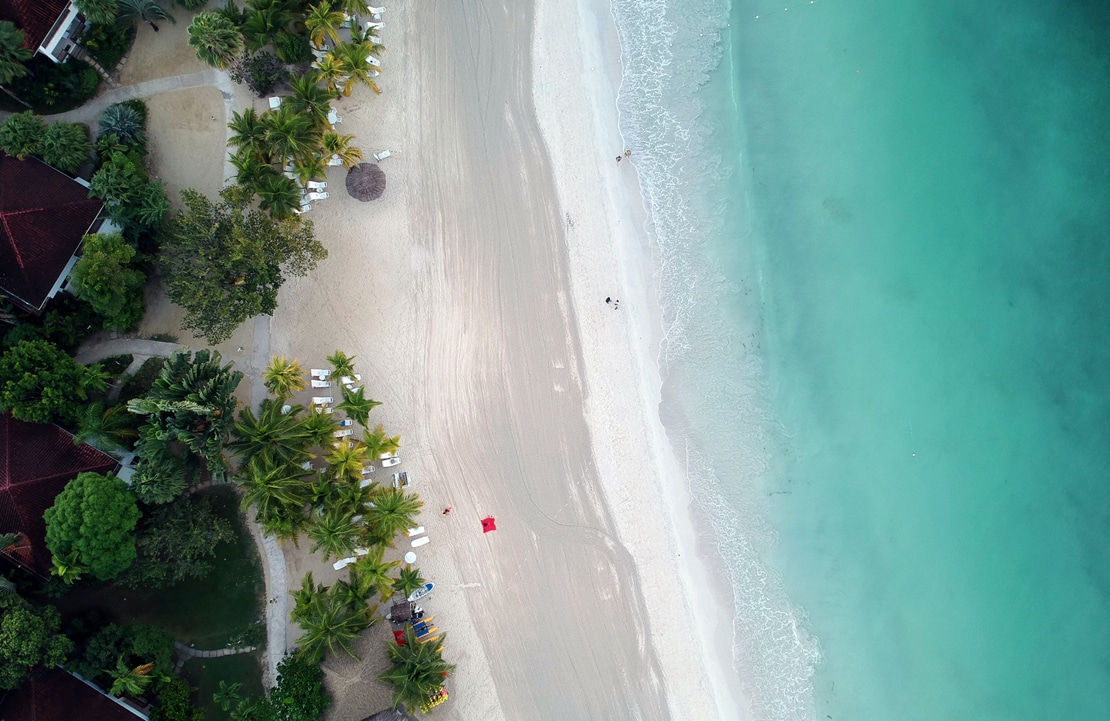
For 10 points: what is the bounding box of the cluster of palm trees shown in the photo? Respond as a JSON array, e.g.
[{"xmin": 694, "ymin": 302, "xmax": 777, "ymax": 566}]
[{"xmin": 227, "ymin": 74, "xmax": 363, "ymax": 218}]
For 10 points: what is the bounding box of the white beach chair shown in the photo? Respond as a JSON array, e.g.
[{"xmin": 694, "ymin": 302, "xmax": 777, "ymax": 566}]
[
  {"xmin": 306, "ymin": 180, "xmax": 327, "ymax": 191},
  {"xmin": 328, "ymin": 154, "xmax": 343, "ymax": 166},
  {"xmin": 268, "ymin": 96, "xmax": 282, "ymax": 109},
  {"xmin": 366, "ymin": 56, "xmax": 381, "ymax": 68},
  {"xmin": 368, "ymin": 68, "xmax": 381, "ymax": 78},
  {"xmin": 310, "ymin": 379, "xmax": 331, "ymax": 388},
  {"xmin": 333, "ymin": 557, "xmax": 356, "ymax": 571},
  {"xmin": 411, "ymin": 537, "xmax": 430, "ymax": 548},
  {"xmin": 359, "ymin": 478, "xmax": 374, "ymax": 488},
  {"xmin": 337, "ymin": 418, "xmax": 353, "ymax": 427},
  {"xmin": 368, "ymin": 6, "xmax": 385, "ymax": 16},
  {"xmin": 306, "ymin": 192, "xmax": 329, "ymax": 202},
  {"xmin": 327, "ymin": 108, "xmax": 341, "ymax": 125},
  {"xmin": 333, "ymin": 429, "xmax": 354, "ymax": 439},
  {"xmin": 294, "ymin": 205, "xmax": 311, "ymax": 214},
  {"xmin": 365, "ymin": 21, "xmax": 384, "ymax": 32},
  {"xmin": 310, "ymin": 368, "xmax": 330, "ymax": 379},
  {"xmin": 281, "ymin": 405, "xmax": 292, "ymax": 415},
  {"xmin": 354, "ymin": 547, "xmax": 370, "ymax": 556},
  {"xmin": 374, "ymin": 150, "xmax": 391, "ymax": 161},
  {"xmin": 405, "ymin": 526, "xmax": 425, "ymax": 538},
  {"xmin": 311, "ymin": 396, "xmax": 334, "ymax": 406}
]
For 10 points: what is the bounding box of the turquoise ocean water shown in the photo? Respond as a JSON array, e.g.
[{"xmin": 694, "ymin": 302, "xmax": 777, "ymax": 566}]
[{"xmin": 612, "ymin": 0, "xmax": 1110, "ymax": 719}]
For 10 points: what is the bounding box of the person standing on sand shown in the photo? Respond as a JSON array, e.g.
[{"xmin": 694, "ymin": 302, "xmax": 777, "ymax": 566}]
[{"xmin": 616, "ymin": 155, "xmax": 622, "ymax": 164}]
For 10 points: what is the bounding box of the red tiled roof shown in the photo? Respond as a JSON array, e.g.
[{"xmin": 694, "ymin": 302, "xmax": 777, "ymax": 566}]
[
  {"xmin": 0, "ymin": 0, "xmax": 69, "ymax": 50},
  {"xmin": 0, "ymin": 153, "xmax": 102, "ymax": 313},
  {"xmin": 0, "ymin": 667, "xmax": 144, "ymax": 721},
  {"xmin": 0, "ymin": 414, "xmax": 118, "ymax": 574}
]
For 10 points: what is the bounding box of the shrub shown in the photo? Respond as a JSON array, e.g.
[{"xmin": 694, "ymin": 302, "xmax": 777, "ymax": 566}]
[
  {"xmin": 174, "ymin": 0, "xmax": 210, "ymax": 9},
  {"xmin": 273, "ymin": 31, "xmax": 311, "ymax": 64},
  {"xmin": 44, "ymin": 471, "xmax": 140, "ymax": 582},
  {"xmin": 82, "ymin": 23, "xmax": 136, "ymax": 70},
  {"xmin": 6, "ymin": 56, "xmax": 99, "ymax": 111},
  {"xmin": 0, "ymin": 339, "xmax": 107, "ymax": 423},
  {"xmin": 118, "ymin": 356, "xmax": 165, "ymax": 404},
  {"xmin": 70, "ymin": 232, "xmax": 146, "ymax": 330},
  {"xmin": 229, "ymin": 51, "xmax": 286, "ymax": 96},
  {"xmin": 0, "ymin": 111, "xmax": 46, "ymax": 159},
  {"xmin": 39, "ymin": 121, "xmax": 92, "ymax": 174},
  {"xmin": 99, "ymin": 103, "xmax": 146, "ymax": 146}
]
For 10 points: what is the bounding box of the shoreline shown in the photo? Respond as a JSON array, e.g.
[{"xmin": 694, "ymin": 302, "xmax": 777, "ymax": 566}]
[{"xmin": 532, "ymin": 0, "xmax": 752, "ymax": 718}]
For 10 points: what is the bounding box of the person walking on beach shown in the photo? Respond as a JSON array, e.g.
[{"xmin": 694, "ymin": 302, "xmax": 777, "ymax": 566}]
[
  {"xmin": 442, "ymin": 507, "xmax": 452, "ymax": 516},
  {"xmin": 616, "ymin": 155, "xmax": 622, "ymax": 164}
]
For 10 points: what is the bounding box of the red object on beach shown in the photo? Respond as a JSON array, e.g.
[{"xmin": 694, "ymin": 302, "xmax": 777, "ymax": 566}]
[
  {"xmin": 393, "ymin": 629, "xmax": 406, "ymax": 645},
  {"xmin": 481, "ymin": 516, "xmax": 497, "ymax": 533}
]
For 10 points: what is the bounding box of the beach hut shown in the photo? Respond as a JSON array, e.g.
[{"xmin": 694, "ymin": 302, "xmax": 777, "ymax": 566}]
[
  {"xmin": 389, "ymin": 601, "xmax": 414, "ymax": 623},
  {"xmin": 345, "ymin": 163, "xmax": 386, "ymax": 201}
]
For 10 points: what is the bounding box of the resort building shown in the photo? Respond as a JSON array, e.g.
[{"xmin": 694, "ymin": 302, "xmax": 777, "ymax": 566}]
[
  {"xmin": 0, "ymin": 413, "xmax": 119, "ymax": 578},
  {"xmin": 0, "ymin": 152, "xmax": 104, "ymax": 314},
  {"xmin": 0, "ymin": 667, "xmax": 150, "ymax": 721},
  {"xmin": 0, "ymin": 0, "xmax": 85, "ymax": 64}
]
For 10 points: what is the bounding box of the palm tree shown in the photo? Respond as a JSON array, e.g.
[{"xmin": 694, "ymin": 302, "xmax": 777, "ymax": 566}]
[
  {"xmin": 188, "ymin": 11, "xmax": 244, "ymax": 69},
  {"xmin": 116, "ymin": 0, "xmax": 175, "ymax": 32},
  {"xmin": 302, "ymin": 407, "xmax": 339, "ymax": 448},
  {"xmin": 238, "ymin": 458, "xmax": 311, "ymax": 527},
  {"xmin": 294, "ymin": 587, "xmax": 375, "ymax": 663},
  {"xmin": 379, "ymin": 625, "xmax": 455, "ymax": 712},
  {"xmin": 241, "ymin": 0, "xmax": 299, "ymax": 52},
  {"xmin": 257, "ymin": 173, "xmax": 302, "ymax": 219},
  {"xmin": 231, "ymin": 149, "xmax": 276, "ymax": 192},
  {"xmin": 348, "ymin": 547, "xmax": 398, "ymax": 601},
  {"xmin": 0, "ymin": 21, "xmax": 31, "ymax": 108},
  {"xmin": 230, "ymin": 398, "xmax": 314, "ymax": 468},
  {"xmin": 334, "ymin": 0, "xmax": 370, "ymax": 19},
  {"xmin": 132, "ymin": 457, "xmax": 188, "ymax": 504},
  {"xmin": 74, "ymin": 401, "xmax": 139, "ymax": 454},
  {"xmin": 293, "ymin": 154, "xmax": 328, "ymax": 186},
  {"xmin": 337, "ymin": 384, "xmax": 381, "ymax": 428},
  {"xmin": 287, "ymin": 72, "xmax": 336, "ymax": 130},
  {"xmin": 77, "ymin": 0, "xmax": 121, "ymax": 26},
  {"xmin": 334, "ymin": 476, "xmax": 372, "ymax": 517},
  {"xmin": 263, "ymin": 355, "xmax": 307, "ymax": 400},
  {"xmin": 321, "ymin": 130, "xmax": 363, "ymax": 169},
  {"xmin": 326, "ymin": 437, "xmax": 367, "ymax": 481},
  {"xmin": 213, "ymin": 680, "xmax": 242, "ymax": 711},
  {"xmin": 307, "ymin": 506, "xmax": 361, "ymax": 560},
  {"xmin": 228, "ymin": 108, "xmax": 270, "ymax": 159},
  {"xmin": 108, "ymin": 659, "xmax": 157, "ymax": 697},
  {"xmin": 362, "ymin": 423, "xmax": 401, "ymax": 459},
  {"xmin": 392, "ymin": 565, "xmax": 426, "ymax": 598},
  {"xmin": 313, "ymin": 53, "xmax": 348, "ymax": 95},
  {"xmin": 326, "ymin": 350, "xmax": 357, "ymax": 378},
  {"xmin": 334, "ymin": 40, "xmax": 380, "ymax": 95},
  {"xmin": 290, "ymin": 572, "xmax": 326, "ymax": 623},
  {"xmin": 264, "ymin": 105, "xmax": 318, "ymax": 166},
  {"xmin": 305, "ymin": 1, "xmax": 344, "ymax": 47},
  {"xmin": 365, "ymin": 487, "xmax": 423, "ymax": 545},
  {"xmin": 50, "ymin": 550, "xmax": 88, "ymax": 585}
]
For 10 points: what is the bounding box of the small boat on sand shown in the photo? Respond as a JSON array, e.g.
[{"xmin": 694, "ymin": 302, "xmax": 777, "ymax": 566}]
[{"xmin": 408, "ymin": 582, "xmax": 434, "ymax": 602}]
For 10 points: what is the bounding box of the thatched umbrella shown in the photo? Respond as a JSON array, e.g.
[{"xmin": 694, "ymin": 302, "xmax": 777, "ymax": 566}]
[
  {"xmin": 389, "ymin": 602, "xmax": 413, "ymax": 622},
  {"xmin": 346, "ymin": 163, "xmax": 386, "ymax": 201}
]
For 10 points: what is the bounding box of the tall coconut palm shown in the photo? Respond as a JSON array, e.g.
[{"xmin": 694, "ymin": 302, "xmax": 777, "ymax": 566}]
[
  {"xmin": 348, "ymin": 547, "xmax": 398, "ymax": 601},
  {"xmin": 257, "ymin": 173, "xmax": 302, "ymax": 219},
  {"xmin": 365, "ymin": 487, "xmax": 422, "ymax": 545},
  {"xmin": 333, "ymin": 475, "xmax": 372, "ymax": 516},
  {"xmin": 362, "ymin": 423, "xmax": 401, "ymax": 459},
  {"xmin": 231, "ymin": 149, "xmax": 277, "ymax": 193},
  {"xmin": 241, "ymin": 0, "xmax": 299, "ymax": 51},
  {"xmin": 264, "ymin": 105, "xmax": 318, "ymax": 166},
  {"xmin": 392, "ymin": 565, "xmax": 426, "ymax": 598},
  {"xmin": 74, "ymin": 401, "xmax": 139, "ymax": 454},
  {"xmin": 337, "ymin": 384, "xmax": 381, "ymax": 428},
  {"xmin": 77, "ymin": 0, "xmax": 122, "ymax": 26},
  {"xmin": 290, "ymin": 571, "xmax": 327, "ymax": 623},
  {"xmin": 263, "ymin": 355, "xmax": 307, "ymax": 400},
  {"xmin": 379, "ymin": 625, "xmax": 455, "ymax": 712},
  {"xmin": 321, "ymin": 130, "xmax": 363, "ymax": 169},
  {"xmin": 302, "ymin": 407, "xmax": 339, "ymax": 448},
  {"xmin": 231, "ymin": 398, "xmax": 314, "ymax": 468},
  {"xmin": 238, "ymin": 458, "xmax": 311, "ymax": 526},
  {"xmin": 307, "ymin": 506, "xmax": 361, "ymax": 560},
  {"xmin": 293, "ymin": 154, "xmax": 328, "ymax": 186},
  {"xmin": 228, "ymin": 108, "xmax": 270, "ymax": 159},
  {"xmin": 286, "ymin": 71, "xmax": 336, "ymax": 129},
  {"xmin": 334, "ymin": 40, "xmax": 380, "ymax": 95},
  {"xmin": 116, "ymin": 0, "xmax": 175, "ymax": 32},
  {"xmin": 326, "ymin": 437, "xmax": 367, "ymax": 481},
  {"xmin": 326, "ymin": 350, "xmax": 356, "ymax": 378},
  {"xmin": 313, "ymin": 53, "xmax": 348, "ymax": 95},
  {"xmin": 188, "ymin": 11, "xmax": 243, "ymax": 69},
  {"xmin": 305, "ymin": 1, "xmax": 344, "ymax": 47},
  {"xmin": 334, "ymin": 0, "xmax": 370, "ymax": 18},
  {"xmin": 293, "ymin": 586, "xmax": 375, "ymax": 663}
]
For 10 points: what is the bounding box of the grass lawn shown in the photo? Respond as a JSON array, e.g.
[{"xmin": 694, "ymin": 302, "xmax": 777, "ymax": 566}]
[
  {"xmin": 182, "ymin": 652, "xmax": 266, "ymax": 721},
  {"xmin": 57, "ymin": 485, "xmax": 265, "ymax": 648}
]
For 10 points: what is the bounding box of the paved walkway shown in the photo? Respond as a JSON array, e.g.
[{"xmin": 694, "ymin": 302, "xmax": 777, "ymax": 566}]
[
  {"xmin": 50, "ymin": 69, "xmax": 227, "ymax": 126},
  {"xmin": 174, "ymin": 641, "xmax": 258, "ymax": 671},
  {"xmin": 75, "ymin": 337, "xmax": 183, "ymax": 366}
]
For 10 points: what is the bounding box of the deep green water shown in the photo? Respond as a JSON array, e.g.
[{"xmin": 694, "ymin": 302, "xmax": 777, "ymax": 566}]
[{"xmin": 732, "ymin": 0, "xmax": 1110, "ymax": 718}]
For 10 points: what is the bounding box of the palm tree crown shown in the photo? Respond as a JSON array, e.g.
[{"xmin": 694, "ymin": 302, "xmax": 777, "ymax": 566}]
[
  {"xmin": 263, "ymin": 355, "xmax": 307, "ymax": 400},
  {"xmin": 188, "ymin": 11, "xmax": 244, "ymax": 69},
  {"xmin": 379, "ymin": 625, "xmax": 455, "ymax": 712}
]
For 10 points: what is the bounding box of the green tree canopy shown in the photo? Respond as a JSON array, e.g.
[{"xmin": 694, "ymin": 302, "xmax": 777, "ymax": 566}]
[
  {"xmin": 0, "ymin": 21, "xmax": 31, "ymax": 87},
  {"xmin": 122, "ymin": 496, "xmax": 234, "ymax": 589},
  {"xmin": 159, "ymin": 187, "xmax": 327, "ymax": 343},
  {"xmin": 0, "ymin": 339, "xmax": 108, "ymax": 424},
  {"xmin": 151, "ymin": 677, "xmax": 206, "ymax": 721},
  {"xmin": 0, "ymin": 110, "xmax": 45, "ymax": 159},
  {"xmin": 77, "ymin": 0, "xmax": 121, "ymax": 27},
  {"xmin": 44, "ymin": 472, "xmax": 140, "ymax": 582},
  {"xmin": 188, "ymin": 11, "xmax": 244, "ymax": 69},
  {"xmin": 0, "ymin": 594, "xmax": 74, "ymax": 690},
  {"xmin": 73, "ymin": 622, "xmax": 175, "ymax": 689},
  {"xmin": 70, "ymin": 232, "xmax": 147, "ymax": 330},
  {"xmin": 379, "ymin": 624, "xmax": 455, "ymax": 712},
  {"xmin": 230, "ymin": 654, "xmax": 330, "ymax": 721}
]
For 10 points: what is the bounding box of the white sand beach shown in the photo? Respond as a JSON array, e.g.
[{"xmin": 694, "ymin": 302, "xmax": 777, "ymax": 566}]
[{"xmin": 254, "ymin": 0, "xmax": 748, "ymax": 718}]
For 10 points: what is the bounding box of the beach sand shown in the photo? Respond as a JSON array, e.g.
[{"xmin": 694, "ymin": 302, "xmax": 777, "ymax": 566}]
[{"xmin": 265, "ymin": 0, "xmax": 749, "ymax": 718}]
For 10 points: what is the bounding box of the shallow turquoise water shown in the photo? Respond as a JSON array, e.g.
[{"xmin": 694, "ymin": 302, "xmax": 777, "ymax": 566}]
[{"xmin": 615, "ymin": 0, "xmax": 1110, "ymax": 718}]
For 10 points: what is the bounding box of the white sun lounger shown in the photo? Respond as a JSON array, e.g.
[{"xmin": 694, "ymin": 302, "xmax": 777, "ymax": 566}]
[
  {"xmin": 359, "ymin": 478, "xmax": 374, "ymax": 487},
  {"xmin": 293, "ymin": 205, "xmax": 311, "ymax": 214},
  {"xmin": 374, "ymin": 150, "xmax": 391, "ymax": 161},
  {"xmin": 368, "ymin": 6, "xmax": 385, "ymax": 16},
  {"xmin": 312, "ymin": 396, "xmax": 334, "ymax": 406},
  {"xmin": 307, "ymin": 180, "xmax": 327, "ymax": 191},
  {"xmin": 334, "ymin": 429, "xmax": 353, "ymax": 438},
  {"xmin": 411, "ymin": 536, "xmax": 430, "ymax": 548},
  {"xmin": 328, "ymin": 154, "xmax": 343, "ymax": 166},
  {"xmin": 354, "ymin": 547, "xmax": 370, "ymax": 556},
  {"xmin": 310, "ymin": 379, "xmax": 330, "ymax": 388},
  {"xmin": 366, "ymin": 56, "xmax": 381, "ymax": 68},
  {"xmin": 333, "ymin": 557, "xmax": 356, "ymax": 571},
  {"xmin": 337, "ymin": 418, "xmax": 353, "ymax": 427},
  {"xmin": 311, "ymin": 368, "xmax": 330, "ymax": 378},
  {"xmin": 340, "ymin": 374, "xmax": 361, "ymax": 384},
  {"xmin": 306, "ymin": 192, "xmax": 329, "ymax": 201},
  {"xmin": 405, "ymin": 526, "xmax": 425, "ymax": 537},
  {"xmin": 365, "ymin": 21, "xmax": 384, "ymax": 31},
  {"xmin": 327, "ymin": 108, "xmax": 341, "ymax": 124},
  {"xmin": 268, "ymin": 96, "xmax": 282, "ymax": 109}
]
